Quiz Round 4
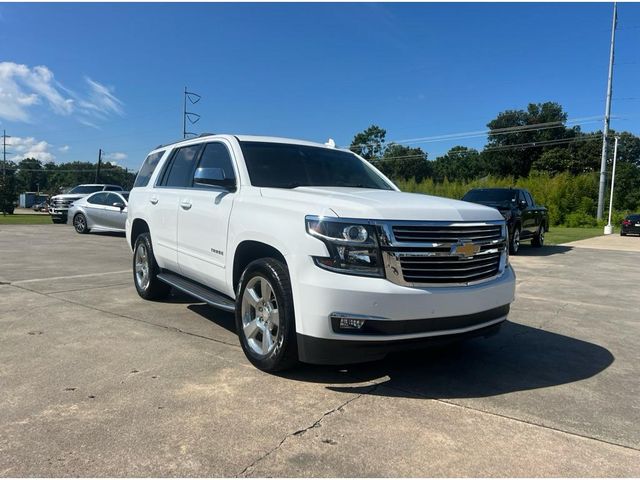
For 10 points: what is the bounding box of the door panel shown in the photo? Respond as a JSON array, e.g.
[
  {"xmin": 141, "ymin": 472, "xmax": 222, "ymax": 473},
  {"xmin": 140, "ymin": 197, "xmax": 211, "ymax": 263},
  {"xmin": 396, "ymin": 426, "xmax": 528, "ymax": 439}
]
[{"xmin": 177, "ymin": 141, "xmax": 238, "ymax": 292}]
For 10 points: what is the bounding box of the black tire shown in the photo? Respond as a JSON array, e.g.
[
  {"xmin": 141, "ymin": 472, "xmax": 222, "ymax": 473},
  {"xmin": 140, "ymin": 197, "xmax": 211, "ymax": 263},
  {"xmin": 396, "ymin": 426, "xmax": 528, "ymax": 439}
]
[
  {"xmin": 51, "ymin": 218, "xmax": 65, "ymax": 224},
  {"xmin": 620, "ymin": 231, "xmax": 626, "ymax": 236},
  {"xmin": 532, "ymin": 224, "xmax": 545, "ymax": 247},
  {"xmin": 132, "ymin": 232, "xmax": 171, "ymax": 300},
  {"xmin": 235, "ymin": 258, "xmax": 298, "ymax": 372},
  {"xmin": 509, "ymin": 225, "xmax": 521, "ymax": 255},
  {"xmin": 73, "ymin": 213, "xmax": 90, "ymax": 234}
]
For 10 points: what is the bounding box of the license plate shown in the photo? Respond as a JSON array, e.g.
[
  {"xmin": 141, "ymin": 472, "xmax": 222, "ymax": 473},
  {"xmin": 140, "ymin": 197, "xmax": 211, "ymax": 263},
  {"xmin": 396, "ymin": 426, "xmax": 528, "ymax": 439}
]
[{"xmin": 635, "ymin": 223, "xmax": 640, "ymax": 227}]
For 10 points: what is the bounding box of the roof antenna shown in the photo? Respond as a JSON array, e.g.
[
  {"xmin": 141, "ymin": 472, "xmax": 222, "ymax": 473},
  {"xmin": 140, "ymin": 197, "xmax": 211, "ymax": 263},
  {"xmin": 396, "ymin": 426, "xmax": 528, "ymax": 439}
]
[{"xmin": 325, "ymin": 138, "xmax": 336, "ymax": 148}]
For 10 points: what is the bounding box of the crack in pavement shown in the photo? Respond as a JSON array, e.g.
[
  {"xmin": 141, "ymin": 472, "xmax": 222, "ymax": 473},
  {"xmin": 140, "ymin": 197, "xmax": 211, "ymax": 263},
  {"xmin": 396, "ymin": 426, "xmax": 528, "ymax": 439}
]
[{"xmin": 236, "ymin": 383, "xmax": 380, "ymax": 477}]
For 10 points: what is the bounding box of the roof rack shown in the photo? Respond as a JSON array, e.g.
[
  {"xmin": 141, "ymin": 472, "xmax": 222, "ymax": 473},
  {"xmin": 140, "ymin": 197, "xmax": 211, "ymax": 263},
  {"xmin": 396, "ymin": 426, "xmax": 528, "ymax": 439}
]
[{"xmin": 155, "ymin": 133, "xmax": 216, "ymax": 150}]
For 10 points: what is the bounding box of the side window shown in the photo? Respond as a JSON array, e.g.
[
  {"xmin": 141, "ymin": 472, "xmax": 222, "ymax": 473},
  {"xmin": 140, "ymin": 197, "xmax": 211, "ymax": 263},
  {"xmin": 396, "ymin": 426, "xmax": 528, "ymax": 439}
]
[
  {"xmin": 133, "ymin": 151, "xmax": 164, "ymax": 188},
  {"xmin": 87, "ymin": 192, "xmax": 108, "ymax": 205},
  {"xmin": 518, "ymin": 191, "xmax": 528, "ymax": 206},
  {"xmin": 194, "ymin": 142, "xmax": 236, "ymax": 188},
  {"xmin": 105, "ymin": 186, "xmax": 122, "ymax": 191},
  {"xmin": 524, "ymin": 191, "xmax": 534, "ymax": 207},
  {"xmin": 105, "ymin": 193, "xmax": 123, "ymax": 206},
  {"xmin": 161, "ymin": 145, "xmax": 202, "ymax": 188}
]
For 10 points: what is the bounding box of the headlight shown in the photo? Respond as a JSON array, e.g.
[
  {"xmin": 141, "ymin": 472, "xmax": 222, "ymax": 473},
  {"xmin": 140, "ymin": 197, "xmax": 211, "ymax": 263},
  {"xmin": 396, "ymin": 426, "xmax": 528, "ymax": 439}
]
[{"xmin": 305, "ymin": 216, "xmax": 384, "ymax": 277}]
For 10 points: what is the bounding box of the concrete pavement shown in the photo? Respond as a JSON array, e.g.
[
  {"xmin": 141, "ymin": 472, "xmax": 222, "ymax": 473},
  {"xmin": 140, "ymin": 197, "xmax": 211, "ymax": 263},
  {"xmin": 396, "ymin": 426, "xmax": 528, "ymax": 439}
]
[{"xmin": 0, "ymin": 224, "xmax": 639, "ymax": 476}]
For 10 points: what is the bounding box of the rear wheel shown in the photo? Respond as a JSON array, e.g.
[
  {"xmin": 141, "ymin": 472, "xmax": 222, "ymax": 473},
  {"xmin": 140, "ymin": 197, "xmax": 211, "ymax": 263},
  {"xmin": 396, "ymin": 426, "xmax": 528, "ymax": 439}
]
[
  {"xmin": 532, "ymin": 224, "xmax": 545, "ymax": 247},
  {"xmin": 509, "ymin": 226, "xmax": 521, "ymax": 255},
  {"xmin": 133, "ymin": 233, "xmax": 171, "ymax": 300},
  {"xmin": 236, "ymin": 258, "xmax": 298, "ymax": 372},
  {"xmin": 51, "ymin": 218, "xmax": 66, "ymax": 224},
  {"xmin": 73, "ymin": 213, "xmax": 89, "ymax": 234}
]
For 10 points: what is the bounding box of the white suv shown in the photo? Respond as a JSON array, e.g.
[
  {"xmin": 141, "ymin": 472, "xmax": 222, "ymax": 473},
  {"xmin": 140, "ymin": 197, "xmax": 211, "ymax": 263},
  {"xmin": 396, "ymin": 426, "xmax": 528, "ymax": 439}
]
[{"xmin": 126, "ymin": 134, "xmax": 515, "ymax": 371}]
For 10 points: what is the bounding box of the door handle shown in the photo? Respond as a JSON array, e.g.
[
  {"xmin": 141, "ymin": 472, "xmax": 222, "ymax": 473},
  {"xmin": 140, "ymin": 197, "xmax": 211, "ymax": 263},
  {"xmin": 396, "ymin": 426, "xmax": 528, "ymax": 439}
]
[
  {"xmin": 150, "ymin": 196, "xmax": 158, "ymax": 205},
  {"xmin": 180, "ymin": 200, "xmax": 192, "ymax": 210}
]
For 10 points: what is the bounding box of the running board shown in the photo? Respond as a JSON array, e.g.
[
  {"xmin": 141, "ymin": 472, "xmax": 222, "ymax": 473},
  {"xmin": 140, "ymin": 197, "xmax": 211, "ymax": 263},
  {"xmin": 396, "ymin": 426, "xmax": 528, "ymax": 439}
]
[{"xmin": 157, "ymin": 272, "xmax": 236, "ymax": 312}]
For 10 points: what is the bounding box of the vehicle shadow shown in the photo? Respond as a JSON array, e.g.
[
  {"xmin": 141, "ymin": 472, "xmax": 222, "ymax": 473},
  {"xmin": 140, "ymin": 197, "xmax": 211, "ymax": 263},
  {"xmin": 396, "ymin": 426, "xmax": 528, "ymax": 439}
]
[
  {"xmin": 515, "ymin": 244, "xmax": 572, "ymax": 257},
  {"xmin": 188, "ymin": 303, "xmax": 237, "ymax": 332},
  {"xmin": 180, "ymin": 303, "xmax": 614, "ymax": 400},
  {"xmin": 90, "ymin": 231, "xmax": 126, "ymax": 238},
  {"xmin": 280, "ymin": 320, "xmax": 614, "ymax": 399}
]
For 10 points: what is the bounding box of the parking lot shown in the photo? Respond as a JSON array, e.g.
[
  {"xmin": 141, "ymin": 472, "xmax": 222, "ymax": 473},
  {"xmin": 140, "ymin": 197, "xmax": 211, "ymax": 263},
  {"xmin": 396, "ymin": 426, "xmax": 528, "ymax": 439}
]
[{"xmin": 1, "ymin": 224, "xmax": 639, "ymax": 476}]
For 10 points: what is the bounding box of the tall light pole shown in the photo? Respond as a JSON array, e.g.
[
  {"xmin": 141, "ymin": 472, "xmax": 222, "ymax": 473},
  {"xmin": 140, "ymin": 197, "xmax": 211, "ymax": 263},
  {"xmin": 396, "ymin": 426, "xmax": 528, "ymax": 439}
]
[
  {"xmin": 604, "ymin": 136, "xmax": 620, "ymax": 234},
  {"xmin": 597, "ymin": 2, "xmax": 618, "ymax": 220}
]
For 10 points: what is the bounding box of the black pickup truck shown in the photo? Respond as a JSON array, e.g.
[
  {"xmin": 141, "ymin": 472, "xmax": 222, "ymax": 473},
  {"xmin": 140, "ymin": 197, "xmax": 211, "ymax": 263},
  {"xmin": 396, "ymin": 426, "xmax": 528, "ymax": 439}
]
[{"xmin": 462, "ymin": 188, "xmax": 549, "ymax": 254}]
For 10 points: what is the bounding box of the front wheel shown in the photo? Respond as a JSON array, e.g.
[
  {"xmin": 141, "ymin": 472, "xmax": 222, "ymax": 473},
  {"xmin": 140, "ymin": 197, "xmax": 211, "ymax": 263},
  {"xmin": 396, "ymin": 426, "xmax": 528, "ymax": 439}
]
[
  {"xmin": 133, "ymin": 233, "xmax": 171, "ymax": 300},
  {"xmin": 532, "ymin": 224, "xmax": 545, "ymax": 247},
  {"xmin": 509, "ymin": 226, "xmax": 521, "ymax": 255},
  {"xmin": 236, "ymin": 258, "xmax": 298, "ymax": 372},
  {"xmin": 620, "ymin": 231, "xmax": 627, "ymax": 237}
]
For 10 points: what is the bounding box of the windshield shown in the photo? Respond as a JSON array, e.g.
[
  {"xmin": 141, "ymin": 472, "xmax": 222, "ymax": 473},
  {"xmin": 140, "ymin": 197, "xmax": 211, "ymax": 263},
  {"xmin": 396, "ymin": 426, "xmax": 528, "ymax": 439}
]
[
  {"xmin": 239, "ymin": 141, "xmax": 393, "ymax": 190},
  {"xmin": 463, "ymin": 189, "xmax": 516, "ymax": 204},
  {"xmin": 627, "ymin": 214, "xmax": 640, "ymax": 221},
  {"xmin": 120, "ymin": 193, "xmax": 129, "ymax": 201},
  {"xmin": 69, "ymin": 185, "xmax": 103, "ymax": 194}
]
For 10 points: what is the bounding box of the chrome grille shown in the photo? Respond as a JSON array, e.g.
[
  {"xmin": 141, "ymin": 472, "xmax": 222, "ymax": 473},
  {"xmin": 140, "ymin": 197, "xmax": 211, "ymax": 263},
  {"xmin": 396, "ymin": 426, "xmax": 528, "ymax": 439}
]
[
  {"xmin": 392, "ymin": 224, "xmax": 503, "ymax": 243},
  {"xmin": 382, "ymin": 222, "xmax": 506, "ymax": 286}
]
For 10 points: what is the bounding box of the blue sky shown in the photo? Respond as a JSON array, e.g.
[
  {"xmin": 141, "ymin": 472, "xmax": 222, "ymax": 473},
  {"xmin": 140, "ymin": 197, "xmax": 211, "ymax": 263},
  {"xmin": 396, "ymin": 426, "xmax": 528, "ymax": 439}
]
[{"xmin": 0, "ymin": 2, "xmax": 638, "ymax": 170}]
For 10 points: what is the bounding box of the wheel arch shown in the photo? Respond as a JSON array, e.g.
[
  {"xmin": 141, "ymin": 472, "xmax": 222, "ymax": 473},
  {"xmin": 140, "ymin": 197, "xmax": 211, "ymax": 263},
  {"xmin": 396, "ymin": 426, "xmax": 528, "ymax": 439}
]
[
  {"xmin": 130, "ymin": 218, "xmax": 150, "ymax": 249},
  {"xmin": 233, "ymin": 240, "xmax": 287, "ymax": 293}
]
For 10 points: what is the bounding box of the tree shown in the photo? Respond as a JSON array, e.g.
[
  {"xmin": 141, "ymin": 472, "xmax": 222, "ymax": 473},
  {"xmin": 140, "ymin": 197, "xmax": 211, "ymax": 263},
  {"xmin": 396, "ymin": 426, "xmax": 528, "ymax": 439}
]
[
  {"xmin": 15, "ymin": 158, "xmax": 48, "ymax": 192},
  {"xmin": 485, "ymin": 102, "xmax": 577, "ymax": 177},
  {"xmin": 0, "ymin": 161, "xmax": 19, "ymax": 215},
  {"xmin": 432, "ymin": 146, "xmax": 485, "ymax": 182},
  {"xmin": 376, "ymin": 143, "xmax": 430, "ymax": 181},
  {"xmin": 350, "ymin": 125, "xmax": 387, "ymax": 160}
]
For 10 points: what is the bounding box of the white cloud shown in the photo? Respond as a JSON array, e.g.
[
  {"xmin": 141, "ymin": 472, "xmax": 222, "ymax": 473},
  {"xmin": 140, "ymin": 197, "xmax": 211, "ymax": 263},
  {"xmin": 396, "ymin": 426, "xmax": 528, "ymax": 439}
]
[
  {"xmin": 0, "ymin": 62, "xmax": 123, "ymax": 124},
  {"xmin": 103, "ymin": 152, "xmax": 127, "ymax": 163},
  {"xmin": 7, "ymin": 136, "xmax": 56, "ymax": 162},
  {"xmin": 58, "ymin": 145, "xmax": 70, "ymax": 153}
]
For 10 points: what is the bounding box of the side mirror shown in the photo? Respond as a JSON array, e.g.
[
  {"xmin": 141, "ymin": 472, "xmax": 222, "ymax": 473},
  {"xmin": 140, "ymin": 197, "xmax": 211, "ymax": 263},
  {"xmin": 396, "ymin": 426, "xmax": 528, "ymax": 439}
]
[
  {"xmin": 113, "ymin": 202, "xmax": 125, "ymax": 210},
  {"xmin": 194, "ymin": 167, "xmax": 236, "ymax": 190}
]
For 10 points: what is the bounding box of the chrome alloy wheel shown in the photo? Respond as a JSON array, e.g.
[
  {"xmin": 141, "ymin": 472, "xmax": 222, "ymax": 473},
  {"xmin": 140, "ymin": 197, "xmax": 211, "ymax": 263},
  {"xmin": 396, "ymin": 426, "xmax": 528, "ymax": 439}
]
[
  {"xmin": 135, "ymin": 243, "xmax": 150, "ymax": 291},
  {"xmin": 241, "ymin": 276, "xmax": 280, "ymax": 356},
  {"xmin": 512, "ymin": 228, "xmax": 520, "ymax": 253},
  {"xmin": 73, "ymin": 214, "xmax": 86, "ymax": 232}
]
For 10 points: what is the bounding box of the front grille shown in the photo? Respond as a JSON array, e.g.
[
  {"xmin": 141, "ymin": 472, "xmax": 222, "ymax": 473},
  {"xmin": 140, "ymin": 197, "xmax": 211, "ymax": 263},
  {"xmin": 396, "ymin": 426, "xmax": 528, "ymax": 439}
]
[
  {"xmin": 52, "ymin": 199, "xmax": 73, "ymax": 208},
  {"xmin": 384, "ymin": 222, "xmax": 506, "ymax": 286},
  {"xmin": 392, "ymin": 224, "xmax": 503, "ymax": 243}
]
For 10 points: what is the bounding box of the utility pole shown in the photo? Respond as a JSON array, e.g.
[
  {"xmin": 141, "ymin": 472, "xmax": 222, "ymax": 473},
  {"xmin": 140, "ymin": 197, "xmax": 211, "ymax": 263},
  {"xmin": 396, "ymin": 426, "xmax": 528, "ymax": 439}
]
[
  {"xmin": 182, "ymin": 86, "xmax": 201, "ymax": 139},
  {"xmin": 597, "ymin": 2, "xmax": 618, "ymax": 220},
  {"xmin": 604, "ymin": 136, "xmax": 620, "ymax": 234},
  {"xmin": 2, "ymin": 129, "xmax": 10, "ymax": 180},
  {"xmin": 95, "ymin": 148, "xmax": 102, "ymax": 183}
]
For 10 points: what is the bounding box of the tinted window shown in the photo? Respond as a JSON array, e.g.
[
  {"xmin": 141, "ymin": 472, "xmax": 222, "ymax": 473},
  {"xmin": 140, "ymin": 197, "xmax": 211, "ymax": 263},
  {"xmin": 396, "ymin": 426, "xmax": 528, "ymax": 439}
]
[
  {"xmin": 105, "ymin": 193, "xmax": 124, "ymax": 206},
  {"xmin": 239, "ymin": 141, "xmax": 392, "ymax": 190},
  {"xmin": 162, "ymin": 145, "xmax": 202, "ymax": 188},
  {"xmin": 463, "ymin": 189, "xmax": 516, "ymax": 204},
  {"xmin": 627, "ymin": 214, "xmax": 640, "ymax": 221},
  {"xmin": 195, "ymin": 143, "xmax": 236, "ymax": 188},
  {"xmin": 87, "ymin": 192, "xmax": 109, "ymax": 205},
  {"xmin": 120, "ymin": 193, "xmax": 130, "ymax": 201},
  {"xmin": 69, "ymin": 185, "xmax": 104, "ymax": 194},
  {"xmin": 105, "ymin": 186, "xmax": 123, "ymax": 191},
  {"xmin": 133, "ymin": 151, "xmax": 164, "ymax": 188},
  {"xmin": 524, "ymin": 191, "xmax": 534, "ymax": 206}
]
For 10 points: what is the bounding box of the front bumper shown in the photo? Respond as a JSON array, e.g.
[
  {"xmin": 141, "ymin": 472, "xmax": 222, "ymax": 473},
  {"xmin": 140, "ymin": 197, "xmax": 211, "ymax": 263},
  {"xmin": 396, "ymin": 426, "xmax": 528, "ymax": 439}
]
[
  {"xmin": 290, "ymin": 254, "xmax": 516, "ymax": 363},
  {"xmin": 49, "ymin": 208, "xmax": 68, "ymax": 219}
]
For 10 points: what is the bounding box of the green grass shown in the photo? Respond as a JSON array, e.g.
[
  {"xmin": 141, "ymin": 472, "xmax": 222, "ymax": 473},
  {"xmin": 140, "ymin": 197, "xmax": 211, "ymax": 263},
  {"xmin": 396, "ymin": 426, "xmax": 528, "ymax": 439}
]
[
  {"xmin": 545, "ymin": 227, "xmax": 603, "ymax": 245},
  {"xmin": 0, "ymin": 214, "xmax": 55, "ymax": 225}
]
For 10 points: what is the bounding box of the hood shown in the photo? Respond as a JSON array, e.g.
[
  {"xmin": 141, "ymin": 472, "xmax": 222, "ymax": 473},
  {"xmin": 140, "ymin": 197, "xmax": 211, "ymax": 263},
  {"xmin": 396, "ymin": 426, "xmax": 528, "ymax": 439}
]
[
  {"xmin": 260, "ymin": 187, "xmax": 503, "ymax": 222},
  {"xmin": 51, "ymin": 193, "xmax": 87, "ymax": 201}
]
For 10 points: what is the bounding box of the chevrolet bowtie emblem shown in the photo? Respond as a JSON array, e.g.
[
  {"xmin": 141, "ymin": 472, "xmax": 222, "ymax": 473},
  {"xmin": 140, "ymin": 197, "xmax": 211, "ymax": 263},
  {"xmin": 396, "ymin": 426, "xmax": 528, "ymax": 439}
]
[{"xmin": 451, "ymin": 241, "xmax": 480, "ymax": 258}]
